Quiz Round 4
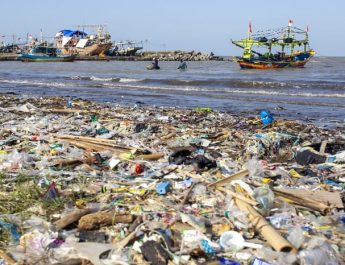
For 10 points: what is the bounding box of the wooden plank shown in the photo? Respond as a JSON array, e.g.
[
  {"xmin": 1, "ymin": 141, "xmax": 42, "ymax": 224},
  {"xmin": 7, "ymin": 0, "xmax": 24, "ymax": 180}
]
[{"xmin": 274, "ymin": 188, "xmax": 343, "ymax": 208}]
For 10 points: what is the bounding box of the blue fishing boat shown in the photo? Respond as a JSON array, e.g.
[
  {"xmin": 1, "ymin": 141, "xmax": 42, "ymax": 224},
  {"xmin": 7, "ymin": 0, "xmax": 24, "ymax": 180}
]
[{"xmin": 19, "ymin": 45, "xmax": 76, "ymax": 62}]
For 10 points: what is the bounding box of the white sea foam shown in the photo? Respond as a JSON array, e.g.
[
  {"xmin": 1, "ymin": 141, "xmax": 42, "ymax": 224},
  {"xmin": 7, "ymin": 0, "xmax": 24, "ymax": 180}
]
[
  {"xmin": 119, "ymin": 78, "xmax": 143, "ymax": 83},
  {"xmin": 0, "ymin": 79, "xmax": 66, "ymax": 87},
  {"xmin": 90, "ymin": 76, "xmax": 114, "ymax": 82},
  {"xmin": 226, "ymin": 89, "xmax": 345, "ymax": 98}
]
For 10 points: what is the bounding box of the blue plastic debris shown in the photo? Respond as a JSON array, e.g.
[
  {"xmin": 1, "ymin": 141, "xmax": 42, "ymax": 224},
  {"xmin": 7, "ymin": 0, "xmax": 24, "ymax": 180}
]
[
  {"xmin": 0, "ymin": 220, "xmax": 20, "ymax": 242},
  {"xmin": 67, "ymin": 99, "xmax": 73, "ymax": 108},
  {"xmin": 200, "ymin": 239, "xmax": 216, "ymax": 255},
  {"xmin": 219, "ymin": 257, "xmax": 241, "ymax": 265},
  {"xmin": 156, "ymin": 181, "xmax": 171, "ymax": 195},
  {"xmin": 251, "ymin": 257, "xmax": 272, "ymax": 265},
  {"xmin": 260, "ymin": 110, "xmax": 274, "ymax": 125}
]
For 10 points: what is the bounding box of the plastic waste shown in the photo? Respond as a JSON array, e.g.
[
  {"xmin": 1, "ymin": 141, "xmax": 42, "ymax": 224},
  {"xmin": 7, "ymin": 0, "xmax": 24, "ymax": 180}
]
[
  {"xmin": 0, "ymin": 220, "xmax": 20, "ymax": 243},
  {"xmin": 156, "ymin": 181, "xmax": 171, "ymax": 195},
  {"xmin": 219, "ymin": 231, "xmax": 262, "ymax": 252},
  {"xmin": 287, "ymin": 227, "xmax": 304, "ymax": 249},
  {"xmin": 200, "ymin": 239, "xmax": 217, "ymax": 255},
  {"xmin": 224, "ymin": 205, "xmax": 250, "ymax": 230},
  {"xmin": 251, "ymin": 257, "xmax": 273, "ymax": 265},
  {"xmin": 219, "ymin": 257, "xmax": 241, "ymax": 265},
  {"xmin": 66, "ymin": 98, "xmax": 73, "ymax": 108},
  {"xmin": 260, "ymin": 110, "xmax": 273, "ymax": 125},
  {"xmin": 253, "ymin": 186, "xmax": 275, "ymax": 216}
]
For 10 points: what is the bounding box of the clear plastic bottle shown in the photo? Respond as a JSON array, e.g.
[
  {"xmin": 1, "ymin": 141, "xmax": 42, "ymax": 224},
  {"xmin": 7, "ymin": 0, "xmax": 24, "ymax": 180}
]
[{"xmin": 253, "ymin": 186, "xmax": 275, "ymax": 216}]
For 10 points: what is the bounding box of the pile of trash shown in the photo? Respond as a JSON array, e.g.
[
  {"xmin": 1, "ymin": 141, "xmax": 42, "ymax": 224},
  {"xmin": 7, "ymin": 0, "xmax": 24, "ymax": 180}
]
[{"xmin": 0, "ymin": 95, "xmax": 344, "ymax": 265}]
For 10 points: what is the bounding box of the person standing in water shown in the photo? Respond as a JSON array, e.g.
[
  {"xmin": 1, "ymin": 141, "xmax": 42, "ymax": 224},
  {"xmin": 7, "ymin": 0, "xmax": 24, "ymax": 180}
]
[
  {"xmin": 178, "ymin": 59, "xmax": 187, "ymax": 70},
  {"xmin": 153, "ymin": 57, "xmax": 159, "ymax": 69}
]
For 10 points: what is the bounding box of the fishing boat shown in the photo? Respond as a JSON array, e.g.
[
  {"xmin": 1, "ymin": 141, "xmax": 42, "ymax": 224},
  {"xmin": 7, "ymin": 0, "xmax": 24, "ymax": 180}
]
[
  {"xmin": 19, "ymin": 45, "xmax": 76, "ymax": 62},
  {"xmin": 55, "ymin": 25, "xmax": 112, "ymax": 56},
  {"xmin": 107, "ymin": 41, "xmax": 143, "ymax": 56},
  {"xmin": 231, "ymin": 20, "xmax": 315, "ymax": 69}
]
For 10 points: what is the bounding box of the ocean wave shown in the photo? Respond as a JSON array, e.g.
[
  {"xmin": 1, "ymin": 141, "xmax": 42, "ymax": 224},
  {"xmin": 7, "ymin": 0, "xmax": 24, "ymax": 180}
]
[
  {"xmin": 101, "ymin": 82, "xmax": 208, "ymax": 92},
  {"xmin": 71, "ymin": 76, "xmax": 143, "ymax": 83},
  {"xmin": 137, "ymin": 78, "xmax": 345, "ymax": 90},
  {"xmin": 69, "ymin": 75, "xmax": 345, "ymax": 90},
  {"xmin": 0, "ymin": 79, "xmax": 67, "ymax": 87},
  {"xmin": 226, "ymin": 89, "xmax": 345, "ymax": 98},
  {"xmin": 100, "ymin": 83, "xmax": 345, "ymax": 98}
]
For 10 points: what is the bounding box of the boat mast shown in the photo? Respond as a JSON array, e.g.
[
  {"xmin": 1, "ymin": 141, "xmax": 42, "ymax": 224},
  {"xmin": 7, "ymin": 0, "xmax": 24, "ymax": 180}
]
[
  {"xmin": 304, "ymin": 25, "xmax": 309, "ymax": 52},
  {"xmin": 242, "ymin": 21, "xmax": 254, "ymax": 59}
]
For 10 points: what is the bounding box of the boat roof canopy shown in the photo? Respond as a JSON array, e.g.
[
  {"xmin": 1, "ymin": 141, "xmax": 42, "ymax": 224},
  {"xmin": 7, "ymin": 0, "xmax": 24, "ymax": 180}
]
[
  {"xmin": 232, "ymin": 26, "xmax": 310, "ymax": 48},
  {"xmin": 57, "ymin": 30, "xmax": 88, "ymax": 37}
]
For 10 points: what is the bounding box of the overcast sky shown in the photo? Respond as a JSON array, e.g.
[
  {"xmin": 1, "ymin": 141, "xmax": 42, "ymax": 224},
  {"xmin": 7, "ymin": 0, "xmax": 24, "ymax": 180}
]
[{"xmin": 1, "ymin": 0, "xmax": 344, "ymax": 56}]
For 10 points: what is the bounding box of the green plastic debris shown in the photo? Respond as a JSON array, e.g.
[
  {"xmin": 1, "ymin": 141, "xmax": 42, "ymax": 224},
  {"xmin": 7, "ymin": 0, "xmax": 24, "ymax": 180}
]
[{"xmin": 193, "ymin": 107, "xmax": 213, "ymax": 113}]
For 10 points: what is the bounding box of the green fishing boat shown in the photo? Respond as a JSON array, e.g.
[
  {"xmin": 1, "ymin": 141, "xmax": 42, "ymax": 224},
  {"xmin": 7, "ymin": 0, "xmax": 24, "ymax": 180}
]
[{"xmin": 231, "ymin": 20, "xmax": 315, "ymax": 69}]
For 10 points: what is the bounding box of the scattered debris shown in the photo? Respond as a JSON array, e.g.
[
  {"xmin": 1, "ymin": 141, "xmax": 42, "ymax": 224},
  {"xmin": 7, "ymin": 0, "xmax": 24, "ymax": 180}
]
[{"xmin": 0, "ymin": 94, "xmax": 344, "ymax": 265}]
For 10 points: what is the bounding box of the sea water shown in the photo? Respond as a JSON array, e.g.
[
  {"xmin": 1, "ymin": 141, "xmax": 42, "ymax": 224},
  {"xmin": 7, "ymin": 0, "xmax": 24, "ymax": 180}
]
[{"xmin": 0, "ymin": 57, "xmax": 344, "ymax": 126}]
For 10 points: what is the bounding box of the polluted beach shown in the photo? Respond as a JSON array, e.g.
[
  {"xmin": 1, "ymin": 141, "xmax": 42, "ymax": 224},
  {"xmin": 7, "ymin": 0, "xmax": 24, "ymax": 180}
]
[
  {"xmin": 0, "ymin": 94, "xmax": 344, "ymax": 265},
  {"xmin": 0, "ymin": 1, "xmax": 345, "ymax": 265}
]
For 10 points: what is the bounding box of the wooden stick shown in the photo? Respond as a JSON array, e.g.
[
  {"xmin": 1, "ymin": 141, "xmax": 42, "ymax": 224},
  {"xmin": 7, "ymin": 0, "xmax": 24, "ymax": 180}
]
[
  {"xmin": 217, "ymin": 187, "xmax": 258, "ymax": 206},
  {"xmin": 0, "ymin": 250, "xmax": 15, "ymax": 265},
  {"xmin": 63, "ymin": 139, "xmax": 131, "ymax": 154},
  {"xmin": 161, "ymin": 132, "xmax": 176, "ymax": 140},
  {"xmin": 57, "ymin": 135, "xmax": 119, "ymax": 145},
  {"xmin": 208, "ymin": 169, "xmax": 249, "ymax": 188},
  {"xmin": 135, "ymin": 153, "xmax": 164, "ymax": 161},
  {"xmin": 181, "ymin": 182, "xmax": 196, "ymax": 205},
  {"xmin": 56, "ymin": 135, "xmax": 133, "ymax": 151},
  {"xmin": 235, "ymin": 198, "xmax": 296, "ymax": 253},
  {"xmin": 54, "ymin": 208, "xmax": 92, "ymax": 230}
]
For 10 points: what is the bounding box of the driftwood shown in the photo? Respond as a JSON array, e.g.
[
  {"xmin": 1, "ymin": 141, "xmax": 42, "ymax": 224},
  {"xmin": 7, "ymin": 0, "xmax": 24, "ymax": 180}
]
[
  {"xmin": 54, "ymin": 208, "xmax": 92, "ymax": 230},
  {"xmin": 52, "ymin": 157, "xmax": 94, "ymax": 167},
  {"xmin": 57, "ymin": 135, "xmax": 123, "ymax": 146},
  {"xmin": 78, "ymin": 211, "xmax": 133, "ymax": 230},
  {"xmin": 0, "ymin": 250, "xmax": 15, "ymax": 265},
  {"xmin": 160, "ymin": 132, "xmax": 176, "ymax": 140},
  {"xmin": 273, "ymin": 189, "xmax": 331, "ymax": 214},
  {"xmin": 235, "ymin": 198, "xmax": 296, "ymax": 253},
  {"xmin": 208, "ymin": 169, "xmax": 249, "ymax": 188},
  {"xmin": 135, "ymin": 153, "xmax": 164, "ymax": 161}
]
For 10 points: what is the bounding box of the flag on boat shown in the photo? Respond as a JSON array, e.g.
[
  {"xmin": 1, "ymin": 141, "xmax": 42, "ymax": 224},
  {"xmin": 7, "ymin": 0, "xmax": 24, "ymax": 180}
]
[
  {"xmin": 248, "ymin": 21, "xmax": 252, "ymax": 33},
  {"xmin": 288, "ymin": 19, "xmax": 294, "ymax": 27},
  {"xmin": 306, "ymin": 25, "xmax": 309, "ymax": 32}
]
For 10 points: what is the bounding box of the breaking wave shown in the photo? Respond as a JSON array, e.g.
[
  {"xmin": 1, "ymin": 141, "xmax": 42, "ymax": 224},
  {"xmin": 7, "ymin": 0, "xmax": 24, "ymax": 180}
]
[
  {"xmin": 100, "ymin": 83, "xmax": 345, "ymax": 98},
  {"xmin": 70, "ymin": 76, "xmax": 345, "ymax": 90}
]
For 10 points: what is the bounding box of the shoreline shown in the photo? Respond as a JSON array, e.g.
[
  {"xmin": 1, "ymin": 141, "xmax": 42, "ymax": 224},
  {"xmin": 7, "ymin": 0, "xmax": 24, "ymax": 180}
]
[
  {"xmin": 1, "ymin": 93, "xmax": 343, "ymax": 129},
  {"xmin": 0, "ymin": 51, "xmax": 227, "ymax": 61}
]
